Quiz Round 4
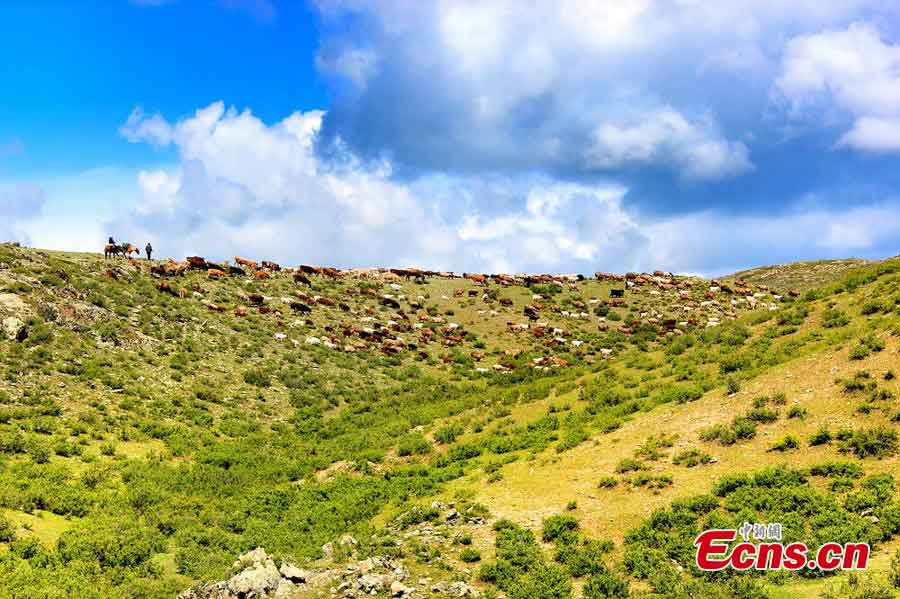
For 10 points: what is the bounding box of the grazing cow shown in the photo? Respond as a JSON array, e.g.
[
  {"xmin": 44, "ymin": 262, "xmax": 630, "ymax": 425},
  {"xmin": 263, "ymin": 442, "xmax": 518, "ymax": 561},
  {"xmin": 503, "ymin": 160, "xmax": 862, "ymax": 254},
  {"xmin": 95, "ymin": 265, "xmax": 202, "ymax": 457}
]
[
  {"xmin": 155, "ymin": 281, "xmax": 179, "ymax": 297},
  {"xmin": 205, "ymin": 260, "xmax": 227, "ymax": 271},
  {"xmin": 253, "ymin": 271, "xmax": 270, "ymax": 280},
  {"xmin": 228, "ymin": 265, "xmax": 245, "ymax": 276},
  {"xmin": 390, "ymin": 268, "xmax": 427, "ymax": 282},
  {"xmin": 381, "ymin": 296, "xmax": 401, "ymax": 309},
  {"xmin": 293, "ymin": 273, "xmax": 312, "ymax": 286},
  {"xmin": 299, "ymin": 265, "xmax": 323, "ymax": 275},
  {"xmin": 321, "ymin": 267, "xmax": 342, "ymax": 279},
  {"xmin": 248, "ymin": 293, "xmax": 265, "ymax": 305},
  {"xmin": 499, "ymin": 298, "xmax": 513, "ymax": 307},
  {"xmin": 523, "ymin": 305, "xmax": 539, "ymax": 320},
  {"xmin": 207, "ymin": 269, "xmax": 227, "ymax": 279},
  {"xmin": 235, "ymin": 256, "xmax": 258, "ymax": 270},
  {"xmin": 169, "ymin": 260, "xmax": 189, "ymax": 276},
  {"xmin": 204, "ymin": 301, "xmax": 226, "ymax": 312},
  {"xmin": 261, "ymin": 260, "xmax": 281, "ymax": 272},
  {"xmin": 186, "ymin": 256, "xmax": 208, "ymax": 270},
  {"xmin": 463, "ymin": 273, "xmax": 488, "ymax": 285},
  {"xmin": 609, "ymin": 288, "xmax": 625, "ymax": 298},
  {"xmin": 290, "ymin": 301, "xmax": 312, "ymax": 313}
]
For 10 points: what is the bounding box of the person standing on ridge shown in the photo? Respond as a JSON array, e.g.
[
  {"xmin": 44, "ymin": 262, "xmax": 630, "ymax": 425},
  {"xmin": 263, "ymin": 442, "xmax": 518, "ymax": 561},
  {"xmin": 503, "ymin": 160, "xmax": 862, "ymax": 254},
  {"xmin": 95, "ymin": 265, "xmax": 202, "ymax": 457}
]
[{"xmin": 145, "ymin": 242, "xmax": 153, "ymax": 261}]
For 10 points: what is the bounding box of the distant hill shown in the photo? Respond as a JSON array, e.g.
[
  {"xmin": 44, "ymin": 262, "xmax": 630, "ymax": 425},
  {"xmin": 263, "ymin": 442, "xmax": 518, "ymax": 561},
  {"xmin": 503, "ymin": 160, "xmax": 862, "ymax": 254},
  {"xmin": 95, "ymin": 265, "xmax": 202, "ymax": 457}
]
[{"xmin": 724, "ymin": 258, "xmax": 873, "ymax": 291}]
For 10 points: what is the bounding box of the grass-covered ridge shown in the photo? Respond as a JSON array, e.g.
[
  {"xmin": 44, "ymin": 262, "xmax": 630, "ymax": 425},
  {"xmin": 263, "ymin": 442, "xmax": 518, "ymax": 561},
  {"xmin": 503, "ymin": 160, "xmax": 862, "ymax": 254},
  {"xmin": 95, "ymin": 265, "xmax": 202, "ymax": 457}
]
[{"xmin": 2, "ymin": 244, "xmax": 900, "ymax": 597}]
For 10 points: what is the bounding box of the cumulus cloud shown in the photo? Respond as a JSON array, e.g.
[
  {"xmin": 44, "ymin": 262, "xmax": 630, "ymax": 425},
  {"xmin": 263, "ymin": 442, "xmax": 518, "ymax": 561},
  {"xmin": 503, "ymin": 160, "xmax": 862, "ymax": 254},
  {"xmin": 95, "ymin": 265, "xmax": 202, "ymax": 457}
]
[
  {"xmin": 0, "ymin": 183, "xmax": 45, "ymax": 244},
  {"xmin": 112, "ymin": 102, "xmax": 900, "ymax": 276},
  {"xmin": 312, "ymin": 0, "xmax": 894, "ymax": 180},
  {"xmin": 118, "ymin": 102, "xmax": 647, "ymax": 272},
  {"xmin": 586, "ymin": 107, "xmax": 752, "ymax": 179},
  {"xmin": 776, "ymin": 22, "xmax": 900, "ymax": 151}
]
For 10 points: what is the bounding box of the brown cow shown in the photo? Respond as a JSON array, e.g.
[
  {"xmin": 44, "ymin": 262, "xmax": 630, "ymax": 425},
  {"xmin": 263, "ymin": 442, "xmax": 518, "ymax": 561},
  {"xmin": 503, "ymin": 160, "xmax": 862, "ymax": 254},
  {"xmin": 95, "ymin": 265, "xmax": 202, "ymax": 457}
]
[
  {"xmin": 235, "ymin": 256, "xmax": 258, "ymax": 270},
  {"xmin": 248, "ymin": 293, "xmax": 265, "ymax": 305},
  {"xmin": 204, "ymin": 301, "xmax": 226, "ymax": 312},
  {"xmin": 156, "ymin": 280, "xmax": 179, "ymax": 297},
  {"xmin": 261, "ymin": 260, "xmax": 281, "ymax": 272},
  {"xmin": 463, "ymin": 273, "xmax": 488, "ymax": 285},
  {"xmin": 253, "ymin": 271, "xmax": 270, "ymax": 280},
  {"xmin": 293, "ymin": 273, "xmax": 312, "ymax": 286},
  {"xmin": 186, "ymin": 256, "xmax": 207, "ymax": 270},
  {"xmin": 207, "ymin": 269, "xmax": 227, "ymax": 279}
]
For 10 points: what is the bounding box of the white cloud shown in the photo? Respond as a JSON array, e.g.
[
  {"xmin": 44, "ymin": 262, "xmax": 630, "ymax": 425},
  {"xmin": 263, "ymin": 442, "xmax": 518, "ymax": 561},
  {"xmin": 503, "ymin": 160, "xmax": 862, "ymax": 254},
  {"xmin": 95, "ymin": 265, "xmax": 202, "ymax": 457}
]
[
  {"xmin": 0, "ymin": 183, "xmax": 45, "ymax": 244},
  {"xmin": 312, "ymin": 0, "xmax": 896, "ymax": 176},
  {"xmin": 586, "ymin": 107, "xmax": 753, "ymax": 179},
  {"xmin": 776, "ymin": 22, "xmax": 900, "ymax": 151},
  {"xmin": 120, "ymin": 108, "xmax": 174, "ymax": 146},
  {"xmin": 120, "ymin": 102, "xmax": 641, "ymax": 271},
  {"xmin": 113, "ymin": 102, "xmax": 900, "ymax": 276}
]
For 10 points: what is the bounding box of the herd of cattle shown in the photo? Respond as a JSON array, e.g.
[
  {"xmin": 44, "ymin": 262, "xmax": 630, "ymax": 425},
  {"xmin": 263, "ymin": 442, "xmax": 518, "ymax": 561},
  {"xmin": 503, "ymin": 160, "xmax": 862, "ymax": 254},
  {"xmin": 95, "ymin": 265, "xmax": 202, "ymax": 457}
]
[{"xmin": 108, "ymin": 253, "xmax": 789, "ymax": 371}]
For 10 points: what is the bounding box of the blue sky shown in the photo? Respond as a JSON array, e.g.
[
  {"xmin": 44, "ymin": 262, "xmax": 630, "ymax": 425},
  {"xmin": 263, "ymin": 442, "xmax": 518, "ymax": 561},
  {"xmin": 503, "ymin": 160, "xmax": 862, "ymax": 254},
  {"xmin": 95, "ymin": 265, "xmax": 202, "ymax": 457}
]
[{"xmin": 3, "ymin": 1, "xmax": 900, "ymax": 275}]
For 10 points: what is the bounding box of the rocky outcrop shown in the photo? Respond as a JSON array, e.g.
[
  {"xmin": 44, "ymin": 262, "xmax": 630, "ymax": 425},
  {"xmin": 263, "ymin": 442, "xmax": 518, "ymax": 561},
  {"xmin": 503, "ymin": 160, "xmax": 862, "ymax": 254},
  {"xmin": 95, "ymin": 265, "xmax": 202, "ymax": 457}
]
[
  {"xmin": 178, "ymin": 548, "xmax": 309, "ymax": 599},
  {"xmin": 0, "ymin": 292, "xmax": 31, "ymax": 341}
]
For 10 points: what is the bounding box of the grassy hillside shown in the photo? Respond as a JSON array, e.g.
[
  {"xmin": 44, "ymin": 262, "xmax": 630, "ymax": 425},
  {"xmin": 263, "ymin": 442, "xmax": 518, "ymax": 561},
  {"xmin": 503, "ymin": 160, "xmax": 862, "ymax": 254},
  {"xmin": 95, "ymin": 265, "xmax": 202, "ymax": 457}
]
[
  {"xmin": 724, "ymin": 258, "xmax": 874, "ymax": 291},
  {"xmin": 1, "ymin": 244, "xmax": 900, "ymax": 598}
]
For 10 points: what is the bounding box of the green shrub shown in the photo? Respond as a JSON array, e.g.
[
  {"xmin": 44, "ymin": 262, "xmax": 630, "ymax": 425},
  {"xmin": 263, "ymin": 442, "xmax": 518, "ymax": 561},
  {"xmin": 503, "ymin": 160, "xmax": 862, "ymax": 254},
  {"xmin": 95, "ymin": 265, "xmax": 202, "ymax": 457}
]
[
  {"xmin": 822, "ymin": 308, "xmax": 850, "ymax": 328},
  {"xmin": 460, "ymin": 548, "xmax": 482, "ymax": 562},
  {"xmin": 397, "ymin": 432, "xmax": 432, "ymax": 456},
  {"xmin": 242, "ymin": 367, "xmax": 271, "ymax": 387},
  {"xmin": 787, "ymin": 405, "xmax": 807, "ymax": 419},
  {"xmin": 672, "ymin": 448, "xmax": 713, "ymax": 468},
  {"xmin": 810, "ymin": 426, "xmax": 833, "ymax": 446},
  {"xmin": 0, "ymin": 515, "xmax": 15, "ymax": 542},
  {"xmin": 725, "ymin": 377, "xmax": 740, "ymax": 394},
  {"xmin": 435, "ymin": 423, "xmax": 465, "ymax": 444},
  {"xmin": 769, "ymin": 435, "xmax": 800, "ymax": 452},
  {"xmin": 583, "ymin": 572, "xmax": 630, "ymax": 598},
  {"xmin": 842, "ymin": 427, "xmax": 899, "ymax": 459},
  {"xmin": 542, "ymin": 515, "xmax": 579, "ymax": 542},
  {"xmin": 614, "ymin": 458, "xmax": 646, "ymax": 473}
]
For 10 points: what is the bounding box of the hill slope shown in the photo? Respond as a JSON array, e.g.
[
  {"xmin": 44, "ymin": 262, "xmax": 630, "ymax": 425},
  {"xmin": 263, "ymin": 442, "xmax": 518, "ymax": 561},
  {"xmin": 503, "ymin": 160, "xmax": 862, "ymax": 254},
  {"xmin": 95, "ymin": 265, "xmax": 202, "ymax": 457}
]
[{"xmin": 1, "ymin": 244, "xmax": 900, "ymax": 598}]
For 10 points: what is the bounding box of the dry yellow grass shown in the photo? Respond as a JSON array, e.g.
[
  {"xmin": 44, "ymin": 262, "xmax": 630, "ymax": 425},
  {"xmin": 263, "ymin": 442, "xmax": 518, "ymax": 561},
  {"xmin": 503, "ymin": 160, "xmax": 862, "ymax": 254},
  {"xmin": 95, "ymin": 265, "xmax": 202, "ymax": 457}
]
[{"xmin": 456, "ymin": 334, "xmax": 900, "ymax": 596}]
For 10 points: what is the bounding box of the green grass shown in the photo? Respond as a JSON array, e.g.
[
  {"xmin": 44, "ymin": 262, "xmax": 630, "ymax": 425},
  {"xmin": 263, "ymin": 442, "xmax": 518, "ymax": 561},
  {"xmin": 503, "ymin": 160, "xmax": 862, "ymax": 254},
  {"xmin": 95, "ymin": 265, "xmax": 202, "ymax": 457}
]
[{"xmin": 3, "ymin": 244, "xmax": 900, "ymax": 597}]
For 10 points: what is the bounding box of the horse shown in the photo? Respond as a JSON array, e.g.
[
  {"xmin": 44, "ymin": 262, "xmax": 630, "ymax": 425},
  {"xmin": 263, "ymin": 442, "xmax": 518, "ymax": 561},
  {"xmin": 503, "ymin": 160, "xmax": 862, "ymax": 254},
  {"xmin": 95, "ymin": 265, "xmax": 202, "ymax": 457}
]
[{"xmin": 104, "ymin": 243, "xmax": 140, "ymax": 259}]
